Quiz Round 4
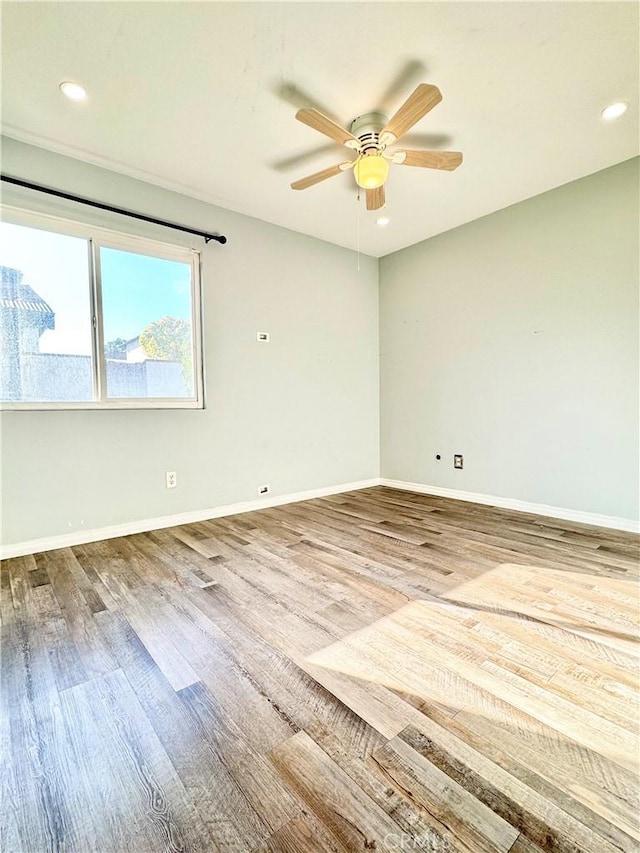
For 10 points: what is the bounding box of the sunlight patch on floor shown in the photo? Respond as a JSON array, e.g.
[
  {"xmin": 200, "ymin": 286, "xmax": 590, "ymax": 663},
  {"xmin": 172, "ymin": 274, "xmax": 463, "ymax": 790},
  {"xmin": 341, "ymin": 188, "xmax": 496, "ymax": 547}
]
[
  {"xmin": 305, "ymin": 563, "xmax": 640, "ymax": 772},
  {"xmin": 443, "ymin": 562, "xmax": 640, "ymax": 657}
]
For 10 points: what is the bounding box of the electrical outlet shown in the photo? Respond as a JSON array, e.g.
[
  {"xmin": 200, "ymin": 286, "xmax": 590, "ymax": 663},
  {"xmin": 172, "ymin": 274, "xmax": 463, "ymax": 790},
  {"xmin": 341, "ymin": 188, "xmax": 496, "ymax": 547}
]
[
  {"xmin": 258, "ymin": 484, "xmax": 270, "ymax": 496},
  {"xmin": 453, "ymin": 455, "xmax": 463, "ymax": 470},
  {"xmin": 166, "ymin": 471, "xmax": 177, "ymax": 489},
  {"xmin": 257, "ymin": 332, "xmax": 270, "ymax": 343}
]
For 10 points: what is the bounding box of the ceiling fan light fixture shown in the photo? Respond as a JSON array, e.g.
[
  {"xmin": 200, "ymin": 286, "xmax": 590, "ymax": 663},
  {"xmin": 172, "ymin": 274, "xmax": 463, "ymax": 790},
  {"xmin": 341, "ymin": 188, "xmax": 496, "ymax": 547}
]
[{"xmin": 353, "ymin": 154, "xmax": 389, "ymax": 189}]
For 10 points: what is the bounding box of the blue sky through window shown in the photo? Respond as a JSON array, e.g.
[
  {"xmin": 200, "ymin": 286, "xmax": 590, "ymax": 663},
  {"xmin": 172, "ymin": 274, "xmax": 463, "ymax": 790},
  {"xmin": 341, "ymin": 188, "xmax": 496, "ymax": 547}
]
[
  {"xmin": 0, "ymin": 221, "xmax": 194, "ymax": 353},
  {"xmin": 100, "ymin": 247, "xmax": 192, "ymax": 343}
]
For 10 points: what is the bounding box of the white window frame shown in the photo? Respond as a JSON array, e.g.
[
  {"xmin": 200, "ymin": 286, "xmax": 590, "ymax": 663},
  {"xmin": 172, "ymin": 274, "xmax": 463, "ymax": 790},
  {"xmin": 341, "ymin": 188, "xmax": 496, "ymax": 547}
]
[{"xmin": 1, "ymin": 205, "xmax": 205, "ymax": 410}]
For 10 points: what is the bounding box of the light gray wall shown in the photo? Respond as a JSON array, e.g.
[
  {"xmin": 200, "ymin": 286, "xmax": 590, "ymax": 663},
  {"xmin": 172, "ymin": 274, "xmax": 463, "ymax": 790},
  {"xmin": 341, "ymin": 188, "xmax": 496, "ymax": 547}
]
[
  {"xmin": 380, "ymin": 158, "xmax": 639, "ymax": 521},
  {"xmin": 3, "ymin": 141, "xmax": 637, "ymax": 545},
  {"xmin": 0, "ymin": 137, "xmax": 379, "ymax": 544}
]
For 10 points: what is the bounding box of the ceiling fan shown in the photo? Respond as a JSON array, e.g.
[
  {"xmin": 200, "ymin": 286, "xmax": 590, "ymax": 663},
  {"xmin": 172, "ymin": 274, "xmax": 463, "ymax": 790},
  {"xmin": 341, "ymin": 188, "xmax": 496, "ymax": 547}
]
[{"xmin": 290, "ymin": 84, "xmax": 462, "ymax": 211}]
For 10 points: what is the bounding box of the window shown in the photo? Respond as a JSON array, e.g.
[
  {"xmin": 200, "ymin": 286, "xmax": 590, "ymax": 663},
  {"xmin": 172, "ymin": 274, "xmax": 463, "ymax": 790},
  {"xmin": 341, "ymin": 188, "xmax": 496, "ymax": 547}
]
[{"xmin": 0, "ymin": 209, "xmax": 203, "ymax": 409}]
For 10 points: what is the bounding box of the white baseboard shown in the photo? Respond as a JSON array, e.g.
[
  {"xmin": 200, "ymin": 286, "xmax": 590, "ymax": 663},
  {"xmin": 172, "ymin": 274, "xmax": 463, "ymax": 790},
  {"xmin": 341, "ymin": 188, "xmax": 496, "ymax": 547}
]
[
  {"xmin": 379, "ymin": 478, "xmax": 640, "ymax": 534},
  {"xmin": 0, "ymin": 478, "xmax": 379, "ymax": 560},
  {"xmin": 3, "ymin": 476, "xmax": 637, "ymax": 559}
]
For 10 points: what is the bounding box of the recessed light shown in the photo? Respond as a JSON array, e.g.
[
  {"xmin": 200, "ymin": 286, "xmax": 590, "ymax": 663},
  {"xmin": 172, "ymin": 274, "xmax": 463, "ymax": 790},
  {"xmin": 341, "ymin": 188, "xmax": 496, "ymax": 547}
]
[
  {"xmin": 59, "ymin": 81, "xmax": 88, "ymax": 102},
  {"xmin": 376, "ymin": 216, "xmax": 390, "ymax": 227},
  {"xmin": 601, "ymin": 101, "xmax": 627, "ymax": 121}
]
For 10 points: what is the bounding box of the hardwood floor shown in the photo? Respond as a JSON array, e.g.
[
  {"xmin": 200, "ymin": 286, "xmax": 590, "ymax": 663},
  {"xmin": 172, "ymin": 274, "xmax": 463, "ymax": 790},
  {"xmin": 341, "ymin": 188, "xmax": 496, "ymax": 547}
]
[{"xmin": 1, "ymin": 486, "xmax": 638, "ymax": 852}]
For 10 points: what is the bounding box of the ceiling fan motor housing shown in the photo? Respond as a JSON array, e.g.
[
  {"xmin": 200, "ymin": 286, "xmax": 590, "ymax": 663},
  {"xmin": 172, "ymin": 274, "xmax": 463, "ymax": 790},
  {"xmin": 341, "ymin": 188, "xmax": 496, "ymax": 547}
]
[{"xmin": 349, "ymin": 111, "xmax": 389, "ymax": 153}]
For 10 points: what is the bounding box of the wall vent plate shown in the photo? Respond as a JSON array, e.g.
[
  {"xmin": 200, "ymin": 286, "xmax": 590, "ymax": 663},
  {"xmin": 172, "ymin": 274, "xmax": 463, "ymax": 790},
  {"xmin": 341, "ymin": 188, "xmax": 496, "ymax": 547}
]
[
  {"xmin": 257, "ymin": 332, "xmax": 270, "ymax": 342},
  {"xmin": 453, "ymin": 455, "xmax": 463, "ymax": 469}
]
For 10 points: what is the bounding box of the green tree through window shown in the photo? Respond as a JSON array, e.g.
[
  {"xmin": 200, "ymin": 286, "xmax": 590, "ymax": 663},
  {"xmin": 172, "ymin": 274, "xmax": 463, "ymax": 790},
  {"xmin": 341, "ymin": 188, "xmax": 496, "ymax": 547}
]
[
  {"xmin": 139, "ymin": 315, "xmax": 192, "ymax": 384},
  {"xmin": 104, "ymin": 337, "xmax": 128, "ymax": 359}
]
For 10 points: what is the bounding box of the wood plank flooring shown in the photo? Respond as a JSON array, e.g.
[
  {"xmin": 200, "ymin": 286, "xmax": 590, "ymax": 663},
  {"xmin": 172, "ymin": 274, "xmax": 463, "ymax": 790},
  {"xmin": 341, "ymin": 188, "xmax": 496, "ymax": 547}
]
[{"xmin": 1, "ymin": 486, "xmax": 639, "ymax": 852}]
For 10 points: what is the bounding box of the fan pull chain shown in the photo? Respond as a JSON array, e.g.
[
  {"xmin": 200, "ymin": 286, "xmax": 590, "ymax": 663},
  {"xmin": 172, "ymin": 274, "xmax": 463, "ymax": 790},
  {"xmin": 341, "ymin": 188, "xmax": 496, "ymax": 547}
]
[{"xmin": 356, "ymin": 189, "xmax": 361, "ymax": 271}]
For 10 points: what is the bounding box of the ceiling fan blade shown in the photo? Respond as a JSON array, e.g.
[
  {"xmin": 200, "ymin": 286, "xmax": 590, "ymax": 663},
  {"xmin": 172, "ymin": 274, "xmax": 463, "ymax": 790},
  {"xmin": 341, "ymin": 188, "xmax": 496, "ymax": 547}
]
[
  {"xmin": 295, "ymin": 109, "xmax": 360, "ymax": 149},
  {"xmin": 290, "ymin": 161, "xmax": 353, "ymax": 190},
  {"xmin": 366, "ymin": 185, "xmax": 385, "ymax": 211},
  {"xmin": 395, "ymin": 150, "xmax": 463, "ymax": 170},
  {"xmin": 379, "ymin": 84, "xmax": 442, "ymax": 145}
]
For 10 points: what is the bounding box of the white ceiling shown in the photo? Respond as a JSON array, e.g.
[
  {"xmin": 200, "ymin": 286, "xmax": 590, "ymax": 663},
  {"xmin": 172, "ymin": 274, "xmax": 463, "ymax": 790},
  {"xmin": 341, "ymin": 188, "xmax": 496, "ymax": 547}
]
[{"xmin": 1, "ymin": 2, "xmax": 638, "ymax": 257}]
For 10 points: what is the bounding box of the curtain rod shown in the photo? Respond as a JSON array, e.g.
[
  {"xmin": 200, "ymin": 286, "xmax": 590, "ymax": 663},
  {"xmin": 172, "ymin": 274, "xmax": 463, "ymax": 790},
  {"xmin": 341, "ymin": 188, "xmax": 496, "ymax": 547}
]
[{"xmin": 0, "ymin": 174, "xmax": 227, "ymax": 245}]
